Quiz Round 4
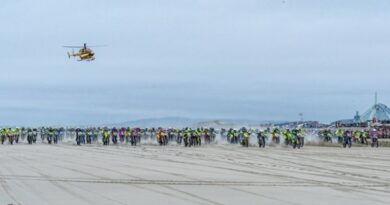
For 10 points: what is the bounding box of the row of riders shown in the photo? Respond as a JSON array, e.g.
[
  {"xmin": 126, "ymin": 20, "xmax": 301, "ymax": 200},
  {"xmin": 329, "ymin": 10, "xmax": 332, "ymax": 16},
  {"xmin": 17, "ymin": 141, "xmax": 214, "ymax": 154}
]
[
  {"xmin": 221, "ymin": 127, "xmax": 304, "ymax": 149},
  {"xmin": 221, "ymin": 127, "xmax": 379, "ymax": 148},
  {"xmin": 317, "ymin": 128, "xmax": 379, "ymax": 148},
  {"xmin": 71, "ymin": 127, "xmax": 218, "ymax": 147},
  {"xmin": 0, "ymin": 127, "xmax": 218, "ymax": 147},
  {"xmin": 0, "ymin": 127, "xmax": 64, "ymax": 145},
  {"xmin": 1, "ymin": 127, "xmax": 40, "ymax": 144},
  {"xmin": 0, "ymin": 127, "xmax": 380, "ymax": 148}
]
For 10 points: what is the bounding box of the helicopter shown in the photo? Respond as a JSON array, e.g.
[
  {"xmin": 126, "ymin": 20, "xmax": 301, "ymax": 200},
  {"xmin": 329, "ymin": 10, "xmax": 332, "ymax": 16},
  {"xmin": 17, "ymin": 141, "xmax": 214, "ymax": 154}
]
[{"xmin": 62, "ymin": 43, "xmax": 106, "ymax": 61}]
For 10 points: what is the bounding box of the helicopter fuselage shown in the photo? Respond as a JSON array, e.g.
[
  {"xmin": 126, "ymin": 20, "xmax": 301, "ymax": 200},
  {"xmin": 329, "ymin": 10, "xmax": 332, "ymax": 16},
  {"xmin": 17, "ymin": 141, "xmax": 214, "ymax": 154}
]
[{"xmin": 69, "ymin": 49, "xmax": 95, "ymax": 61}]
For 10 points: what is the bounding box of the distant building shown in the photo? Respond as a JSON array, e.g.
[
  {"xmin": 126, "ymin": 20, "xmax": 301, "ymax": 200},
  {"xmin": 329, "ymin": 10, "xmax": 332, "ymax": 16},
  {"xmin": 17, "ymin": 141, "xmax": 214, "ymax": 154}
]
[
  {"xmin": 360, "ymin": 103, "xmax": 390, "ymax": 123},
  {"xmin": 333, "ymin": 93, "xmax": 390, "ymax": 127}
]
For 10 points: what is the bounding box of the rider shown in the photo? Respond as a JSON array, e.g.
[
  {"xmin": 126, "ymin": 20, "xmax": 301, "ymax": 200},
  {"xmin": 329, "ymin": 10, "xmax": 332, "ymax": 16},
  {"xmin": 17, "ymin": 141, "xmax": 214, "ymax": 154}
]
[
  {"xmin": 283, "ymin": 129, "xmax": 291, "ymax": 145},
  {"xmin": 241, "ymin": 128, "xmax": 249, "ymax": 147},
  {"xmin": 102, "ymin": 128, "xmax": 110, "ymax": 145},
  {"xmin": 271, "ymin": 128, "xmax": 280, "ymax": 143},
  {"xmin": 369, "ymin": 127, "xmax": 378, "ymax": 147},
  {"xmin": 111, "ymin": 127, "xmax": 118, "ymax": 144},
  {"xmin": 257, "ymin": 130, "xmax": 266, "ymax": 147},
  {"xmin": 335, "ymin": 128, "xmax": 343, "ymax": 144},
  {"xmin": 0, "ymin": 128, "xmax": 8, "ymax": 144}
]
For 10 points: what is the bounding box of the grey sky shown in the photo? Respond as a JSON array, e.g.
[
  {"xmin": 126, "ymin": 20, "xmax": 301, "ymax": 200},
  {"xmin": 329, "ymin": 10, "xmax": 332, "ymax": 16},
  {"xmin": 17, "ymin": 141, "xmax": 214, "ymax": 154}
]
[{"xmin": 1, "ymin": 0, "xmax": 390, "ymax": 126}]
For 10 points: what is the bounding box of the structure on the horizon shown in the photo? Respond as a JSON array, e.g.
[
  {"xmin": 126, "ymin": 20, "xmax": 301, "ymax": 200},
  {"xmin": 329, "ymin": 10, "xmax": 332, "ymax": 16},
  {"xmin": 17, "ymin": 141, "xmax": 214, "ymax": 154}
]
[
  {"xmin": 334, "ymin": 92, "xmax": 390, "ymax": 127},
  {"xmin": 359, "ymin": 92, "xmax": 390, "ymax": 123}
]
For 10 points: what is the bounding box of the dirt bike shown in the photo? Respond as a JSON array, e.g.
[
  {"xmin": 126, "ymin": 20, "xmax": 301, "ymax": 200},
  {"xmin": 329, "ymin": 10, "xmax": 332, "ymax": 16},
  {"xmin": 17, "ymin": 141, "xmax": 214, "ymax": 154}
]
[
  {"xmin": 76, "ymin": 134, "xmax": 82, "ymax": 145},
  {"xmin": 183, "ymin": 135, "xmax": 189, "ymax": 147},
  {"xmin": 27, "ymin": 133, "xmax": 34, "ymax": 144},
  {"xmin": 257, "ymin": 135, "xmax": 266, "ymax": 148},
  {"xmin": 158, "ymin": 135, "xmax": 167, "ymax": 146},
  {"xmin": 47, "ymin": 133, "xmax": 53, "ymax": 144},
  {"xmin": 342, "ymin": 136, "xmax": 352, "ymax": 148},
  {"xmin": 189, "ymin": 135, "xmax": 197, "ymax": 147},
  {"xmin": 229, "ymin": 135, "xmax": 239, "ymax": 144},
  {"xmin": 15, "ymin": 133, "xmax": 19, "ymax": 144},
  {"xmin": 176, "ymin": 133, "xmax": 183, "ymax": 145},
  {"xmin": 53, "ymin": 134, "xmax": 59, "ymax": 144},
  {"xmin": 0, "ymin": 135, "xmax": 6, "ymax": 144},
  {"xmin": 371, "ymin": 137, "xmax": 379, "ymax": 148},
  {"xmin": 360, "ymin": 137, "xmax": 368, "ymax": 145},
  {"xmin": 102, "ymin": 134, "xmax": 110, "ymax": 145},
  {"xmin": 291, "ymin": 136, "xmax": 301, "ymax": 149},
  {"xmin": 86, "ymin": 133, "xmax": 92, "ymax": 144},
  {"xmin": 272, "ymin": 134, "xmax": 280, "ymax": 144},
  {"xmin": 8, "ymin": 134, "xmax": 14, "ymax": 145},
  {"xmin": 241, "ymin": 137, "xmax": 249, "ymax": 147},
  {"xmin": 112, "ymin": 134, "xmax": 118, "ymax": 144},
  {"xmin": 324, "ymin": 134, "xmax": 332, "ymax": 143},
  {"xmin": 32, "ymin": 132, "xmax": 37, "ymax": 143},
  {"xmin": 130, "ymin": 134, "xmax": 137, "ymax": 146}
]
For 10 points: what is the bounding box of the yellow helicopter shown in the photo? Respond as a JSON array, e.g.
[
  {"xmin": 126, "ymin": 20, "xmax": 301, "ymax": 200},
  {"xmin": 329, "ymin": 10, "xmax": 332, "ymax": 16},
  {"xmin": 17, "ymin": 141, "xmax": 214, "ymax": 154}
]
[{"xmin": 63, "ymin": 43, "xmax": 106, "ymax": 61}]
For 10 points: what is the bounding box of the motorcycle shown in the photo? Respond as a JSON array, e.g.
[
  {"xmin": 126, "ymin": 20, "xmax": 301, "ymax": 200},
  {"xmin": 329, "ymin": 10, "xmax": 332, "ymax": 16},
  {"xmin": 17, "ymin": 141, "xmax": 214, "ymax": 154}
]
[
  {"xmin": 8, "ymin": 133, "xmax": 14, "ymax": 145},
  {"xmin": 342, "ymin": 136, "xmax": 352, "ymax": 148},
  {"xmin": 53, "ymin": 132, "xmax": 59, "ymax": 144},
  {"xmin": 0, "ymin": 134, "xmax": 6, "ymax": 144},
  {"xmin": 15, "ymin": 132, "xmax": 19, "ymax": 144},
  {"xmin": 241, "ymin": 136, "xmax": 249, "ymax": 147},
  {"xmin": 176, "ymin": 132, "xmax": 183, "ymax": 144},
  {"xmin": 324, "ymin": 134, "xmax": 332, "ymax": 143},
  {"xmin": 183, "ymin": 134, "xmax": 189, "ymax": 147},
  {"xmin": 47, "ymin": 133, "xmax": 53, "ymax": 144},
  {"xmin": 257, "ymin": 134, "xmax": 266, "ymax": 148},
  {"xmin": 189, "ymin": 133, "xmax": 199, "ymax": 147},
  {"xmin": 27, "ymin": 132, "xmax": 34, "ymax": 144},
  {"xmin": 112, "ymin": 133, "xmax": 118, "ymax": 145},
  {"xmin": 102, "ymin": 133, "xmax": 110, "ymax": 145},
  {"xmin": 371, "ymin": 137, "xmax": 379, "ymax": 148},
  {"xmin": 32, "ymin": 130, "xmax": 38, "ymax": 143},
  {"xmin": 86, "ymin": 131, "xmax": 92, "ymax": 144},
  {"xmin": 130, "ymin": 133, "xmax": 137, "ymax": 146},
  {"xmin": 291, "ymin": 136, "xmax": 301, "ymax": 149},
  {"xmin": 229, "ymin": 134, "xmax": 238, "ymax": 144},
  {"xmin": 76, "ymin": 131, "xmax": 85, "ymax": 145}
]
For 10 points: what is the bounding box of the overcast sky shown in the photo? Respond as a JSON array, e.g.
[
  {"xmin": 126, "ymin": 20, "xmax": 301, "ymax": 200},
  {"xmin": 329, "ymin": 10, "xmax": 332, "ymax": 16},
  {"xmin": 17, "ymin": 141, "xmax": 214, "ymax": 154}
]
[{"xmin": 1, "ymin": 0, "xmax": 390, "ymax": 126}]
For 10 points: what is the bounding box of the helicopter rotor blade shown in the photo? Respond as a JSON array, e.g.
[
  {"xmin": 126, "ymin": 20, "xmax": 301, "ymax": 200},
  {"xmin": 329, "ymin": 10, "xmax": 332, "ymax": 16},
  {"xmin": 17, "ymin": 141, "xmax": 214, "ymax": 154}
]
[
  {"xmin": 62, "ymin": 46, "xmax": 83, "ymax": 48},
  {"xmin": 88, "ymin": 45, "xmax": 108, "ymax": 48}
]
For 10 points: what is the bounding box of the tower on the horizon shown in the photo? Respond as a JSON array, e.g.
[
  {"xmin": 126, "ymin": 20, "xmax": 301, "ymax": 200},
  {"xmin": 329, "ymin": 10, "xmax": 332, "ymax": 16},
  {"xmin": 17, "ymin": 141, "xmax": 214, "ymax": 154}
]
[{"xmin": 375, "ymin": 91, "xmax": 377, "ymax": 105}]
